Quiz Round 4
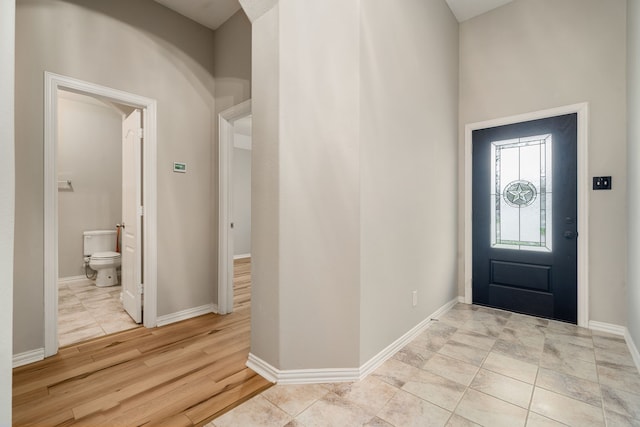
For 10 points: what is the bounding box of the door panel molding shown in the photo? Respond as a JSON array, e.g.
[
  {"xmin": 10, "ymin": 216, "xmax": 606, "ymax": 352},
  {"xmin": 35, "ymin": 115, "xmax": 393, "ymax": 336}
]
[
  {"xmin": 491, "ymin": 261, "xmax": 551, "ymax": 292},
  {"xmin": 44, "ymin": 72, "xmax": 157, "ymax": 357},
  {"xmin": 464, "ymin": 103, "xmax": 589, "ymax": 327}
]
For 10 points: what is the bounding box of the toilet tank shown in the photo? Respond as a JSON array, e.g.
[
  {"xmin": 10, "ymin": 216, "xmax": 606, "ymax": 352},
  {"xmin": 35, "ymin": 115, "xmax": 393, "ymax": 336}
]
[{"xmin": 83, "ymin": 230, "xmax": 117, "ymax": 256}]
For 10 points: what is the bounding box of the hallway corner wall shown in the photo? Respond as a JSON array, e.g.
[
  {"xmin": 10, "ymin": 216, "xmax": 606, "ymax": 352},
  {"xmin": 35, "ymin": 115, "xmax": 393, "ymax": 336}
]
[
  {"xmin": 249, "ymin": 3, "xmax": 281, "ymax": 368},
  {"xmin": 627, "ymin": 0, "xmax": 640, "ymax": 350},
  {"xmin": 0, "ymin": 0, "xmax": 15, "ymax": 421},
  {"xmin": 277, "ymin": 0, "xmax": 361, "ymax": 369},
  {"xmin": 250, "ymin": 0, "xmax": 460, "ymax": 371},
  {"xmin": 359, "ymin": 0, "xmax": 460, "ymax": 364}
]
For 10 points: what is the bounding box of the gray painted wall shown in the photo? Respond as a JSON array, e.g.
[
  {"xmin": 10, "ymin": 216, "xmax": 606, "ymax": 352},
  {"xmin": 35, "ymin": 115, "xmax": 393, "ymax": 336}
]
[
  {"xmin": 359, "ymin": 0, "xmax": 459, "ymax": 363},
  {"xmin": 628, "ymin": 0, "xmax": 640, "ymax": 350},
  {"xmin": 213, "ymin": 10, "xmax": 251, "ymax": 115},
  {"xmin": 251, "ymin": 0, "xmax": 459, "ymax": 370},
  {"xmin": 0, "ymin": 0, "xmax": 14, "ymax": 421},
  {"xmin": 459, "ymin": 0, "xmax": 628, "ymax": 326},
  {"xmin": 278, "ymin": 0, "xmax": 362, "ymax": 369},
  {"xmin": 233, "ymin": 146, "xmax": 251, "ymax": 256},
  {"xmin": 251, "ymin": 3, "xmax": 281, "ymax": 367},
  {"xmin": 14, "ymin": 0, "xmax": 216, "ymax": 354},
  {"xmin": 57, "ymin": 92, "xmax": 122, "ymax": 278}
]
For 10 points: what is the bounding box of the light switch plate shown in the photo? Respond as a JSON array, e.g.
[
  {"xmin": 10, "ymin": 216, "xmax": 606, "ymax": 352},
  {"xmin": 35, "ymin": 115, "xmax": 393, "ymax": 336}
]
[{"xmin": 593, "ymin": 176, "xmax": 611, "ymax": 190}]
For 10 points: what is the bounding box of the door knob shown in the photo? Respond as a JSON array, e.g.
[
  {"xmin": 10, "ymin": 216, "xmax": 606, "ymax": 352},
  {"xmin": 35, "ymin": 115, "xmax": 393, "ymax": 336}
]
[{"xmin": 563, "ymin": 230, "xmax": 577, "ymax": 239}]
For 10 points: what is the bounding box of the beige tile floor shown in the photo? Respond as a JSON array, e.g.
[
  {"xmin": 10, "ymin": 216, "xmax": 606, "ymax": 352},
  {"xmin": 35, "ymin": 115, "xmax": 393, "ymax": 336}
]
[
  {"xmin": 58, "ymin": 279, "xmax": 138, "ymax": 347},
  {"xmin": 209, "ymin": 304, "xmax": 640, "ymax": 427}
]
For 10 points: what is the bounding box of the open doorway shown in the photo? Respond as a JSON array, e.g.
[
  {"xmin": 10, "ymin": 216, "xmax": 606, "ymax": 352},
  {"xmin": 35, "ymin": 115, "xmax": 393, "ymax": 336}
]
[
  {"xmin": 218, "ymin": 100, "xmax": 251, "ymax": 314},
  {"xmin": 44, "ymin": 72, "xmax": 158, "ymax": 357},
  {"xmin": 230, "ymin": 114, "xmax": 252, "ymax": 311},
  {"xmin": 56, "ymin": 90, "xmax": 140, "ymax": 346}
]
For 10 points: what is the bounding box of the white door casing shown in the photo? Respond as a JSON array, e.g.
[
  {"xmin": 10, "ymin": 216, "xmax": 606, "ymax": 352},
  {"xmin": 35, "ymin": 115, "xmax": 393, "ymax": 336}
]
[
  {"xmin": 464, "ymin": 103, "xmax": 589, "ymax": 327},
  {"xmin": 122, "ymin": 109, "xmax": 143, "ymax": 323},
  {"xmin": 44, "ymin": 72, "xmax": 157, "ymax": 357}
]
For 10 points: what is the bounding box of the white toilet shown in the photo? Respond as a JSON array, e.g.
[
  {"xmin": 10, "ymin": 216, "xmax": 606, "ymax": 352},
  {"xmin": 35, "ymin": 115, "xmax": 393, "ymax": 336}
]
[{"xmin": 83, "ymin": 230, "xmax": 121, "ymax": 287}]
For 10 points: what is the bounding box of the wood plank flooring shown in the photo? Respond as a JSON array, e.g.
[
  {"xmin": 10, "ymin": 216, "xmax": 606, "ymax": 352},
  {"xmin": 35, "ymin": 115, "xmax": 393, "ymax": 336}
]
[{"xmin": 13, "ymin": 257, "xmax": 269, "ymax": 426}]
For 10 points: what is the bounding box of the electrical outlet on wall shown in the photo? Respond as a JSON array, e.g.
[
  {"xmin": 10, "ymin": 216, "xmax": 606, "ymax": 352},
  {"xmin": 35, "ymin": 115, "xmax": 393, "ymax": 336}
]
[{"xmin": 412, "ymin": 290, "xmax": 418, "ymax": 307}]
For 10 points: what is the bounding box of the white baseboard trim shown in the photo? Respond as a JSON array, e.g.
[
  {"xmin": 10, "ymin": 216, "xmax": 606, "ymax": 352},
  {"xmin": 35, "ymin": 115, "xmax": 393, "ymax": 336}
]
[
  {"xmin": 58, "ymin": 275, "xmax": 92, "ymax": 286},
  {"xmin": 625, "ymin": 329, "xmax": 640, "ymax": 375},
  {"xmin": 247, "ymin": 297, "xmax": 460, "ymax": 384},
  {"xmin": 13, "ymin": 348, "xmax": 45, "ymax": 368},
  {"xmin": 247, "ymin": 354, "xmax": 359, "ymax": 384},
  {"xmin": 156, "ymin": 303, "xmax": 216, "ymax": 327},
  {"xmin": 588, "ymin": 320, "xmax": 626, "ymax": 336},
  {"xmin": 246, "ymin": 354, "xmax": 278, "ymax": 383},
  {"xmin": 234, "ymin": 253, "xmax": 251, "ymax": 260},
  {"xmin": 589, "ymin": 320, "xmax": 640, "ymax": 375},
  {"xmin": 457, "ymin": 295, "xmax": 465, "ymax": 303},
  {"xmin": 433, "ymin": 297, "xmax": 462, "ymax": 318},
  {"xmin": 359, "ymin": 297, "xmax": 459, "ymax": 380}
]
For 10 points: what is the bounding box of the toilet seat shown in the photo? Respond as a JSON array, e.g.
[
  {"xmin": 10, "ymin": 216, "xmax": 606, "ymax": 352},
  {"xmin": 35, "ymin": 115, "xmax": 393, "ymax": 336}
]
[{"xmin": 91, "ymin": 251, "xmax": 121, "ymax": 260}]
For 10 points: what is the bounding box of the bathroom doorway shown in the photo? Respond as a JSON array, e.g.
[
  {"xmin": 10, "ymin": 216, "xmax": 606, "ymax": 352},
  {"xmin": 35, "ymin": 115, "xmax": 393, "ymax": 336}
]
[
  {"xmin": 56, "ymin": 90, "xmax": 139, "ymax": 346},
  {"xmin": 44, "ymin": 72, "xmax": 158, "ymax": 357}
]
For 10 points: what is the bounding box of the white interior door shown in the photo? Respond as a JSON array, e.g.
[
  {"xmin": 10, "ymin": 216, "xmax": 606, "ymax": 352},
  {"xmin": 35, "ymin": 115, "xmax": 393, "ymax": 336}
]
[{"xmin": 122, "ymin": 109, "xmax": 142, "ymax": 323}]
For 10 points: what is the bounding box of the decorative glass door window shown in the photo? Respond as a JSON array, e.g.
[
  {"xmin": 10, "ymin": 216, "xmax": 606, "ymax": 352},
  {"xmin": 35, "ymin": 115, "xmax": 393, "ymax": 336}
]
[{"xmin": 490, "ymin": 134, "xmax": 552, "ymax": 252}]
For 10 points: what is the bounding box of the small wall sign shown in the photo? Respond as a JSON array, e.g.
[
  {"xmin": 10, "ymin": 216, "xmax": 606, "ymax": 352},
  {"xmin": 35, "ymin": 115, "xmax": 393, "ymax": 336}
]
[{"xmin": 173, "ymin": 162, "xmax": 187, "ymax": 173}]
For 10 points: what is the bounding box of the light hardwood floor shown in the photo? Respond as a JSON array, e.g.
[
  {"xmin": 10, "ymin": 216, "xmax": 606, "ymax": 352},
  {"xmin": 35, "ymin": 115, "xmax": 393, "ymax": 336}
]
[{"xmin": 13, "ymin": 257, "xmax": 268, "ymax": 426}]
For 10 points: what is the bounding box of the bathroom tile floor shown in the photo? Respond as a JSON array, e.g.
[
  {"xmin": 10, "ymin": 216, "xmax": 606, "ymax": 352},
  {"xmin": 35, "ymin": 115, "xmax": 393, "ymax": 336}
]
[
  {"xmin": 58, "ymin": 279, "xmax": 139, "ymax": 347},
  {"xmin": 208, "ymin": 304, "xmax": 640, "ymax": 427}
]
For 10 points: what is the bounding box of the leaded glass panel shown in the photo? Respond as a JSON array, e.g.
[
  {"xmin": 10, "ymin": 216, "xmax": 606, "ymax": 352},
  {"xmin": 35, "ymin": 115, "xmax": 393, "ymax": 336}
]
[{"xmin": 490, "ymin": 134, "xmax": 552, "ymax": 252}]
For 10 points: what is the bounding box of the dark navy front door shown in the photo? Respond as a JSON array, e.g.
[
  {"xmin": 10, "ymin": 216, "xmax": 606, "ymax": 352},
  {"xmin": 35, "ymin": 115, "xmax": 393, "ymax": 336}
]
[{"xmin": 472, "ymin": 114, "xmax": 578, "ymax": 323}]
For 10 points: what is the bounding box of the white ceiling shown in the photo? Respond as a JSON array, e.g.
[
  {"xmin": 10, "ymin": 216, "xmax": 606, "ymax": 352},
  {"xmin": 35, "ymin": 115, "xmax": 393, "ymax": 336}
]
[
  {"xmin": 153, "ymin": 0, "xmax": 241, "ymax": 30},
  {"xmin": 445, "ymin": 0, "xmax": 515, "ymax": 22},
  {"xmin": 156, "ymin": 0, "xmax": 514, "ymax": 30}
]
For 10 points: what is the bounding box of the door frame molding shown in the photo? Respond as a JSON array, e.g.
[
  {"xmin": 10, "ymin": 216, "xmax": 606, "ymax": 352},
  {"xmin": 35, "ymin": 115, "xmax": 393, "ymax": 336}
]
[
  {"xmin": 44, "ymin": 72, "xmax": 158, "ymax": 357},
  {"xmin": 218, "ymin": 99, "xmax": 251, "ymax": 315},
  {"xmin": 464, "ymin": 103, "xmax": 589, "ymax": 327}
]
